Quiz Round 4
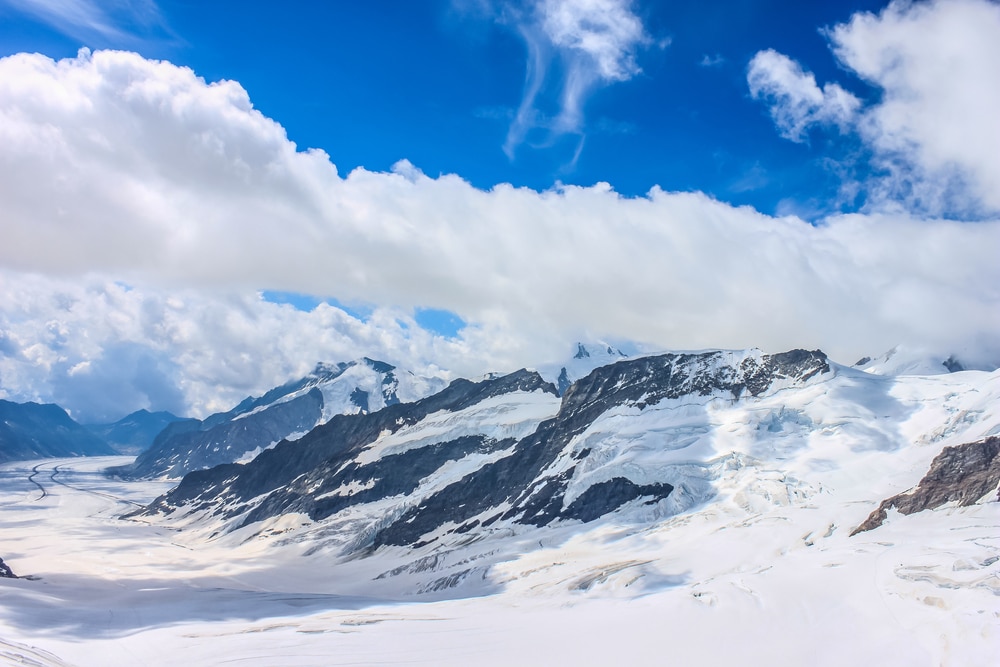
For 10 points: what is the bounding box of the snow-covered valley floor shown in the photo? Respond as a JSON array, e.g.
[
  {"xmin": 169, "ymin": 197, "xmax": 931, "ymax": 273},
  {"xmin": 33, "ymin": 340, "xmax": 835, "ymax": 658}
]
[{"xmin": 1, "ymin": 447, "xmax": 998, "ymax": 666}]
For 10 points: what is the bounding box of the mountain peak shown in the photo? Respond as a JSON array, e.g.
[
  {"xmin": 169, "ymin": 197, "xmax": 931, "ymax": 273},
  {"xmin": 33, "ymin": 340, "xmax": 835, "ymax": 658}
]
[
  {"xmin": 852, "ymin": 345, "xmax": 995, "ymax": 376},
  {"xmin": 540, "ymin": 341, "xmax": 630, "ymax": 395}
]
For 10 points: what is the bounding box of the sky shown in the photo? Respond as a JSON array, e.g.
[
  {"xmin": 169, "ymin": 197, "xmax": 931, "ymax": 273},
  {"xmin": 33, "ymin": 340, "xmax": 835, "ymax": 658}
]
[{"xmin": 0, "ymin": 0, "xmax": 998, "ymax": 423}]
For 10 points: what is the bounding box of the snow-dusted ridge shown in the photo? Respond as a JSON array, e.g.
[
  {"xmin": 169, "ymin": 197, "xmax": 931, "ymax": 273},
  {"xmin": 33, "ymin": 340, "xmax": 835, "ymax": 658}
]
[{"xmin": 110, "ymin": 358, "xmax": 446, "ymax": 479}]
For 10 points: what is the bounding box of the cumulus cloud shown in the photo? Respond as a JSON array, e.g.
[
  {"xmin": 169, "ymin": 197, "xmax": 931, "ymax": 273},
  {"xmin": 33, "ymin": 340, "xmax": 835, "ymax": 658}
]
[
  {"xmin": 0, "ymin": 47, "xmax": 997, "ymax": 420},
  {"xmin": 747, "ymin": 49, "xmax": 861, "ymax": 142},
  {"xmin": 0, "ymin": 274, "xmax": 491, "ymax": 422},
  {"xmin": 749, "ymin": 0, "xmax": 1000, "ymax": 216},
  {"xmin": 501, "ymin": 0, "xmax": 649, "ymax": 158}
]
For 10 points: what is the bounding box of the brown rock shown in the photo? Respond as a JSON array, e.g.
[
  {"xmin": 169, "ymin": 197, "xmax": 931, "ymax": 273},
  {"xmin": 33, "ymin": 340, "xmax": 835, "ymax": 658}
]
[{"xmin": 852, "ymin": 436, "xmax": 1000, "ymax": 535}]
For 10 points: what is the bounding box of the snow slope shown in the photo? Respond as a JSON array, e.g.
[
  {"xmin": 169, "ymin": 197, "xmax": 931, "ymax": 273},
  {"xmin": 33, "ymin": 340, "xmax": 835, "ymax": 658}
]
[
  {"xmin": 115, "ymin": 358, "xmax": 447, "ymax": 479},
  {"xmin": 0, "ymin": 353, "xmax": 998, "ymax": 666}
]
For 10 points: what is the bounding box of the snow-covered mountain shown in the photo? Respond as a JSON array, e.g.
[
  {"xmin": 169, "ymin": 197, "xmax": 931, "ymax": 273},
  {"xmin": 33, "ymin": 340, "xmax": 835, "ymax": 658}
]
[
  {"xmin": 0, "ymin": 400, "xmax": 116, "ymax": 462},
  {"xmin": 112, "ymin": 358, "xmax": 446, "ymax": 479},
  {"xmin": 852, "ymin": 344, "xmax": 993, "ymax": 376},
  {"xmin": 3, "ymin": 345, "xmax": 999, "ymax": 666},
  {"xmin": 535, "ymin": 341, "xmax": 629, "ymax": 395},
  {"xmin": 133, "ymin": 346, "xmax": 1000, "ymax": 602},
  {"xmin": 86, "ymin": 409, "xmax": 188, "ymax": 454}
]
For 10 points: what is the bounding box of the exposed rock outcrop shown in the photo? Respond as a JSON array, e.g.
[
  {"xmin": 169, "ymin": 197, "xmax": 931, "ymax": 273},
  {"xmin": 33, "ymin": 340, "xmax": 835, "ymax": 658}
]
[
  {"xmin": 0, "ymin": 557, "xmax": 16, "ymax": 578},
  {"xmin": 852, "ymin": 436, "xmax": 1000, "ymax": 535}
]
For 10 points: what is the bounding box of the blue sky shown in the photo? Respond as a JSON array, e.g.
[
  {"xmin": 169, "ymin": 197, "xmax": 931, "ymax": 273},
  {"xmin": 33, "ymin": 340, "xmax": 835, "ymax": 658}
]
[
  {"xmin": 1, "ymin": 0, "xmax": 887, "ymax": 216},
  {"xmin": 0, "ymin": 0, "xmax": 998, "ymax": 422}
]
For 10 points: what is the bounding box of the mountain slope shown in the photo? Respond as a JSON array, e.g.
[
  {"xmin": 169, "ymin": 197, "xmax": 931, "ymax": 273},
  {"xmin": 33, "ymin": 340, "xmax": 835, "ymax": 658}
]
[
  {"xmin": 114, "ymin": 358, "xmax": 446, "ymax": 479},
  {"xmin": 141, "ymin": 349, "xmax": 831, "ymax": 554},
  {"xmin": 852, "ymin": 435, "xmax": 1000, "ymax": 534},
  {"xmin": 536, "ymin": 341, "xmax": 629, "ymax": 395},
  {"xmin": 86, "ymin": 409, "xmax": 188, "ymax": 454},
  {"xmin": 4, "ymin": 349, "xmax": 999, "ymax": 667},
  {"xmin": 0, "ymin": 400, "xmax": 116, "ymax": 462},
  {"xmin": 142, "ymin": 368, "xmax": 559, "ymax": 521},
  {"xmin": 133, "ymin": 347, "xmax": 1000, "ymax": 605}
]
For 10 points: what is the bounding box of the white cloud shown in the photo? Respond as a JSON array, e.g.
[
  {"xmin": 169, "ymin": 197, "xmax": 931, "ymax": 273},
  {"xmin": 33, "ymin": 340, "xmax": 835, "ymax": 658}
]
[
  {"xmin": 0, "ymin": 273, "xmax": 491, "ymax": 423},
  {"xmin": 747, "ymin": 49, "xmax": 861, "ymax": 142},
  {"xmin": 0, "ymin": 48, "xmax": 998, "ymax": 420},
  {"xmin": 502, "ymin": 0, "xmax": 649, "ymax": 157},
  {"xmin": 832, "ymin": 0, "xmax": 1000, "ymax": 215},
  {"xmin": 540, "ymin": 0, "xmax": 645, "ymax": 81},
  {"xmin": 750, "ymin": 0, "xmax": 1000, "ymax": 216},
  {"xmin": 699, "ymin": 53, "xmax": 724, "ymax": 68},
  {"xmin": 1, "ymin": 0, "xmax": 168, "ymax": 44}
]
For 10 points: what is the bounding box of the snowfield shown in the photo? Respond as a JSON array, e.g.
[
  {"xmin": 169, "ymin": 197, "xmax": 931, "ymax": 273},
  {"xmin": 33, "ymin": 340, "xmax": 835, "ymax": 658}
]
[{"xmin": 1, "ymin": 364, "xmax": 999, "ymax": 666}]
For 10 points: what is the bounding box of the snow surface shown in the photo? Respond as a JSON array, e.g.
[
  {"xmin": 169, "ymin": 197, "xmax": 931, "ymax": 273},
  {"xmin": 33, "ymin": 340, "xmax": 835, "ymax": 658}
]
[
  {"xmin": 534, "ymin": 341, "xmax": 629, "ymax": 391},
  {"xmin": 356, "ymin": 389, "xmax": 561, "ymax": 465},
  {"xmin": 1, "ymin": 365, "xmax": 999, "ymax": 666},
  {"xmin": 853, "ymin": 344, "xmax": 997, "ymax": 376},
  {"xmin": 232, "ymin": 359, "xmax": 445, "ymax": 425}
]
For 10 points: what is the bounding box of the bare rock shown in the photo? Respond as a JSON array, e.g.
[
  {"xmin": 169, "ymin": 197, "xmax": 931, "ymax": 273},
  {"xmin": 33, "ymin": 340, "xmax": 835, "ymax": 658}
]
[{"xmin": 852, "ymin": 436, "xmax": 1000, "ymax": 535}]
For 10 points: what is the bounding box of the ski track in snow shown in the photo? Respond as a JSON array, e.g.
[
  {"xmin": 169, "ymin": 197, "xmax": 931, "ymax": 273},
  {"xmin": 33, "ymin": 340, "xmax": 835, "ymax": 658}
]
[{"xmin": 0, "ymin": 365, "xmax": 999, "ymax": 666}]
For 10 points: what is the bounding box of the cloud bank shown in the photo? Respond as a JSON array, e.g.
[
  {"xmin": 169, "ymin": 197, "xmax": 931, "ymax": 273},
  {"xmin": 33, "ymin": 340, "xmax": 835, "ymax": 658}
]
[
  {"xmin": 749, "ymin": 0, "xmax": 1000, "ymax": 217},
  {"xmin": 0, "ymin": 275, "xmax": 484, "ymax": 422},
  {"xmin": 0, "ymin": 26, "xmax": 997, "ymax": 420}
]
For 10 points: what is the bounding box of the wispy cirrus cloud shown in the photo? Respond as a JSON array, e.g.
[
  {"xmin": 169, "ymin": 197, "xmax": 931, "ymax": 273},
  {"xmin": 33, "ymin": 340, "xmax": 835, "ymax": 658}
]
[
  {"xmin": 1, "ymin": 0, "xmax": 171, "ymax": 46},
  {"xmin": 498, "ymin": 0, "xmax": 650, "ymax": 160},
  {"xmin": 699, "ymin": 53, "xmax": 724, "ymax": 68}
]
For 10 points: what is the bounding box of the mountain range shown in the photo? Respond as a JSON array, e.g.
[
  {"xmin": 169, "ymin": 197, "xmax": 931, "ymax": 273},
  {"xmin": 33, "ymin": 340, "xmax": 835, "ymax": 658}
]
[
  {"xmin": 131, "ymin": 345, "xmax": 999, "ymax": 597},
  {"xmin": 110, "ymin": 358, "xmax": 446, "ymax": 479},
  {"xmin": 0, "ymin": 400, "xmax": 115, "ymax": 463},
  {"xmin": 1, "ymin": 342, "xmax": 998, "ymax": 666}
]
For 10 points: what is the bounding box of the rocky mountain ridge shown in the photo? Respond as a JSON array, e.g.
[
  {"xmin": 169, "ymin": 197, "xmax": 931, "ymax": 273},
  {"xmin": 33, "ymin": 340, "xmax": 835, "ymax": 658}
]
[
  {"xmin": 139, "ymin": 349, "xmax": 833, "ymax": 559},
  {"xmin": 112, "ymin": 358, "xmax": 446, "ymax": 479}
]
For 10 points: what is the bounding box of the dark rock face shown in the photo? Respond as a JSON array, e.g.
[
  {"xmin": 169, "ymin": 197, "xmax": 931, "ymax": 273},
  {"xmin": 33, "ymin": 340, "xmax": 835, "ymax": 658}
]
[
  {"xmin": 0, "ymin": 400, "xmax": 116, "ymax": 463},
  {"xmin": 942, "ymin": 356, "xmax": 965, "ymax": 373},
  {"xmin": 556, "ymin": 368, "xmax": 572, "ymax": 396},
  {"xmin": 350, "ymin": 388, "xmax": 370, "ymax": 413},
  {"xmin": 140, "ymin": 369, "xmax": 558, "ymax": 518},
  {"xmin": 852, "ymin": 436, "xmax": 1000, "ymax": 535},
  {"xmin": 0, "ymin": 557, "xmax": 15, "ymax": 578},
  {"xmin": 563, "ymin": 478, "xmax": 674, "ymax": 523},
  {"xmin": 86, "ymin": 409, "xmax": 188, "ymax": 454},
  {"xmin": 375, "ymin": 349, "xmax": 828, "ymax": 546},
  {"xmin": 143, "ymin": 349, "xmax": 830, "ymax": 553},
  {"xmin": 113, "ymin": 389, "xmax": 324, "ymax": 479}
]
